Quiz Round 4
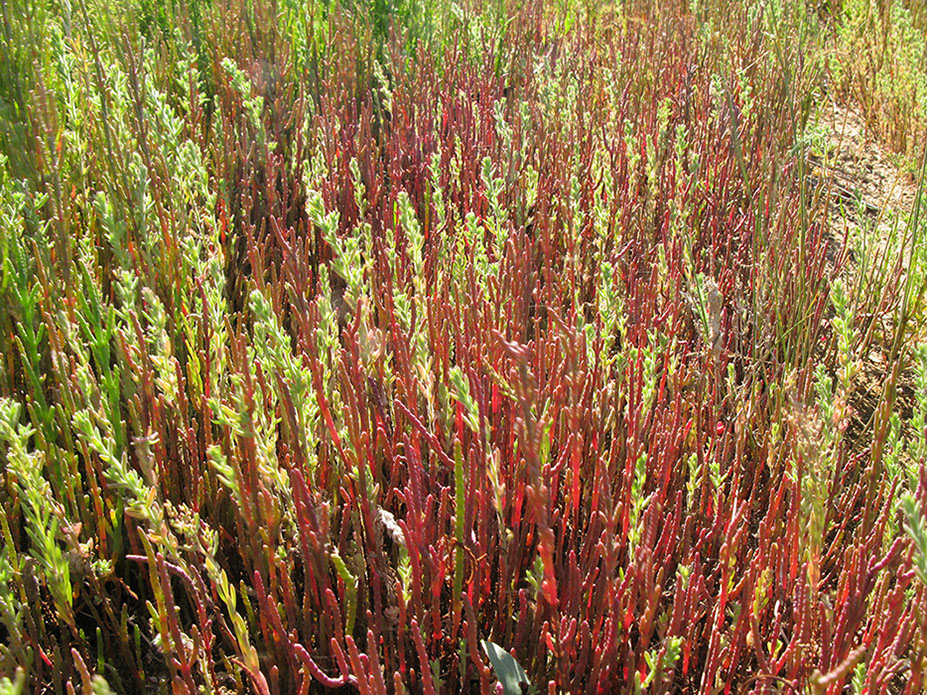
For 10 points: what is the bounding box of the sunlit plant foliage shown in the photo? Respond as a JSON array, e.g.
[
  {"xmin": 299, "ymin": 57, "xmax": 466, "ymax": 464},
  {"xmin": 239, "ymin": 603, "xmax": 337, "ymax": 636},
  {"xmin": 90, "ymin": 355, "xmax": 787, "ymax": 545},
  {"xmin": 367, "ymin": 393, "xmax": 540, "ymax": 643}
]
[{"xmin": 1, "ymin": 0, "xmax": 927, "ymax": 692}]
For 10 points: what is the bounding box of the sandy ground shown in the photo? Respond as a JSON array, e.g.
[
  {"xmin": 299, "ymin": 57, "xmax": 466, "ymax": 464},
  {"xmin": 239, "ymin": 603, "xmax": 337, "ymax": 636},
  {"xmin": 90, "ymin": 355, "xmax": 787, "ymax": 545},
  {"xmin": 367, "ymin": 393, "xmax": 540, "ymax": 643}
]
[
  {"xmin": 816, "ymin": 102, "xmax": 919, "ymax": 216},
  {"xmin": 813, "ymin": 99, "xmax": 922, "ymax": 453}
]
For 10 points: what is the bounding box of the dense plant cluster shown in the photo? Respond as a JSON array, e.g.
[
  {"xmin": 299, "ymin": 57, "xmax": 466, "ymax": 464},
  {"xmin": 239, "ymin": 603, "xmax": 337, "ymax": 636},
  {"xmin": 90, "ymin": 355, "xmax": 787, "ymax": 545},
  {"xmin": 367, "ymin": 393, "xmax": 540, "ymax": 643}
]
[
  {"xmin": 1, "ymin": 0, "xmax": 927, "ymax": 693},
  {"xmin": 828, "ymin": 0, "xmax": 927, "ymax": 163}
]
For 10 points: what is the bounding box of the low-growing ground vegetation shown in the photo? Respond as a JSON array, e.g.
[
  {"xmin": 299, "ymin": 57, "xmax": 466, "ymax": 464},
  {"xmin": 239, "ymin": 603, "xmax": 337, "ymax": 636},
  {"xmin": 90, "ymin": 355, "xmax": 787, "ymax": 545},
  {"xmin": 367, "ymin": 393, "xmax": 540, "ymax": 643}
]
[{"xmin": 1, "ymin": 0, "xmax": 927, "ymax": 693}]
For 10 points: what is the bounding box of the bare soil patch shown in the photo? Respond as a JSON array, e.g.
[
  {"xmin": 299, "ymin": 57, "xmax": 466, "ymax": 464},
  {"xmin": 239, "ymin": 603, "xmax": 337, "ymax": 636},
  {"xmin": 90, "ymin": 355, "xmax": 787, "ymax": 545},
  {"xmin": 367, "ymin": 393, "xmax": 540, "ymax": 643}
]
[
  {"xmin": 813, "ymin": 100, "xmax": 921, "ymax": 454},
  {"xmin": 816, "ymin": 102, "xmax": 919, "ymax": 216}
]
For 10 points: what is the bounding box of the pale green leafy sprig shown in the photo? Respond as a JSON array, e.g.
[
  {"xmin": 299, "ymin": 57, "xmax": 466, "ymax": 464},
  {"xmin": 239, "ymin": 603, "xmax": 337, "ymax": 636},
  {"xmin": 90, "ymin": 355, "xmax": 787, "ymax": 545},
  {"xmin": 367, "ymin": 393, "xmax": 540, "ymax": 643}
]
[
  {"xmin": 249, "ymin": 288, "xmax": 317, "ymax": 475},
  {"xmin": 686, "ymin": 273, "xmax": 722, "ymax": 358},
  {"xmin": 2, "ymin": 179, "xmax": 53, "ymax": 436},
  {"xmin": 71, "ymin": 408, "xmax": 160, "ymax": 528},
  {"xmin": 480, "ymin": 156, "xmax": 509, "ymax": 257},
  {"xmin": 349, "ymin": 158, "xmax": 368, "ymax": 217},
  {"xmin": 449, "ymin": 366, "xmax": 480, "ymax": 435},
  {"xmin": 0, "ymin": 400, "xmax": 74, "ymax": 628},
  {"xmin": 201, "ymin": 545, "xmax": 261, "ymax": 673},
  {"xmin": 394, "ymin": 292, "xmax": 413, "ymax": 333},
  {"xmin": 902, "ymin": 494, "xmax": 927, "ymax": 585},
  {"xmin": 172, "ymin": 51, "xmax": 197, "ymax": 114},
  {"xmin": 89, "ymin": 675, "xmax": 116, "ymax": 695},
  {"xmin": 428, "ymin": 150, "xmax": 446, "ymax": 236},
  {"xmin": 674, "ymin": 123, "xmax": 690, "ymax": 181},
  {"xmin": 591, "ymin": 148, "xmax": 613, "ymax": 254},
  {"xmin": 569, "ymin": 174, "xmax": 583, "ymax": 239},
  {"xmin": 525, "ymin": 554, "xmax": 545, "ymax": 599},
  {"xmin": 736, "ymin": 68, "xmax": 755, "ymax": 123},
  {"xmin": 628, "ymin": 451, "xmax": 650, "ymax": 563},
  {"xmin": 493, "ymin": 99, "xmax": 512, "ymax": 153},
  {"xmin": 208, "ymin": 374, "xmax": 250, "ymax": 442},
  {"xmin": 94, "ymin": 191, "xmax": 131, "ymax": 271},
  {"xmin": 309, "ymin": 190, "xmax": 365, "ymax": 309},
  {"xmin": 221, "ymin": 57, "xmax": 271, "ymax": 150},
  {"xmin": 86, "ymin": 57, "xmax": 132, "ymax": 148},
  {"xmin": 909, "ymin": 345, "xmax": 927, "ymax": 465},
  {"xmin": 667, "ymin": 125, "xmax": 694, "ymax": 247},
  {"xmin": 203, "ymin": 254, "xmax": 230, "ymax": 391},
  {"xmin": 329, "ymin": 551, "xmax": 358, "ymax": 635},
  {"xmin": 463, "ymin": 211, "xmax": 492, "ymax": 283},
  {"xmin": 128, "ymin": 153, "xmax": 156, "ymax": 255},
  {"xmin": 881, "ymin": 415, "xmax": 906, "ymax": 525},
  {"xmin": 597, "ymin": 261, "xmax": 626, "ymax": 371},
  {"xmin": 398, "ymin": 191, "xmax": 425, "ymax": 278},
  {"xmin": 312, "ymin": 265, "xmax": 344, "ymax": 421},
  {"xmin": 0, "ymin": 160, "xmax": 25, "ymax": 294},
  {"xmin": 522, "ymin": 163, "xmax": 539, "ymax": 214},
  {"xmin": 0, "ymin": 544, "xmax": 24, "ymax": 658},
  {"xmin": 142, "ymin": 63, "xmax": 186, "ymax": 157},
  {"xmin": 643, "ymin": 98, "xmax": 672, "ymax": 202},
  {"xmin": 851, "ymin": 662, "xmax": 866, "ymax": 695},
  {"xmin": 0, "ymin": 669, "xmax": 25, "ymax": 695},
  {"xmin": 73, "ymin": 237, "xmax": 123, "ymax": 447},
  {"xmin": 372, "ymin": 59, "xmax": 393, "ymax": 115},
  {"xmin": 639, "ymin": 331, "xmax": 661, "ymax": 415},
  {"xmin": 141, "ymin": 287, "xmax": 179, "ymax": 404},
  {"xmin": 830, "ymin": 279, "xmax": 861, "ymax": 391},
  {"xmin": 305, "ymin": 133, "xmax": 331, "ymax": 186},
  {"xmin": 52, "ymin": 29, "xmax": 89, "ymax": 180},
  {"xmin": 635, "ymin": 635, "xmax": 683, "ymax": 692},
  {"xmin": 314, "ymin": 264, "xmax": 340, "ymax": 355},
  {"xmin": 114, "ymin": 269, "xmax": 139, "ymax": 325},
  {"xmin": 396, "ymin": 192, "xmax": 432, "ymax": 384},
  {"xmin": 171, "ymin": 139, "xmax": 215, "ymax": 233},
  {"xmin": 243, "ymin": 311, "xmax": 286, "ymax": 470},
  {"xmin": 813, "ymin": 363, "xmax": 835, "ymax": 446},
  {"xmin": 794, "ymin": 389, "xmax": 828, "ymax": 567},
  {"xmin": 383, "ymin": 203, "xmax": 399, "ymax": 273},
  {"xmin": 685, "ymin": 452, "xmax": 700, "ymax": 504},
  {"xmin": 208, "ymin": 446, "xmax": 242, "ymax": 510},
  {"xmin": 208, "ymin": 317, "xmax": 294, "ymax": 536},
  {"xmin": 708, "ymin": 453, "xmax": 728, "ymax": 509}
]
